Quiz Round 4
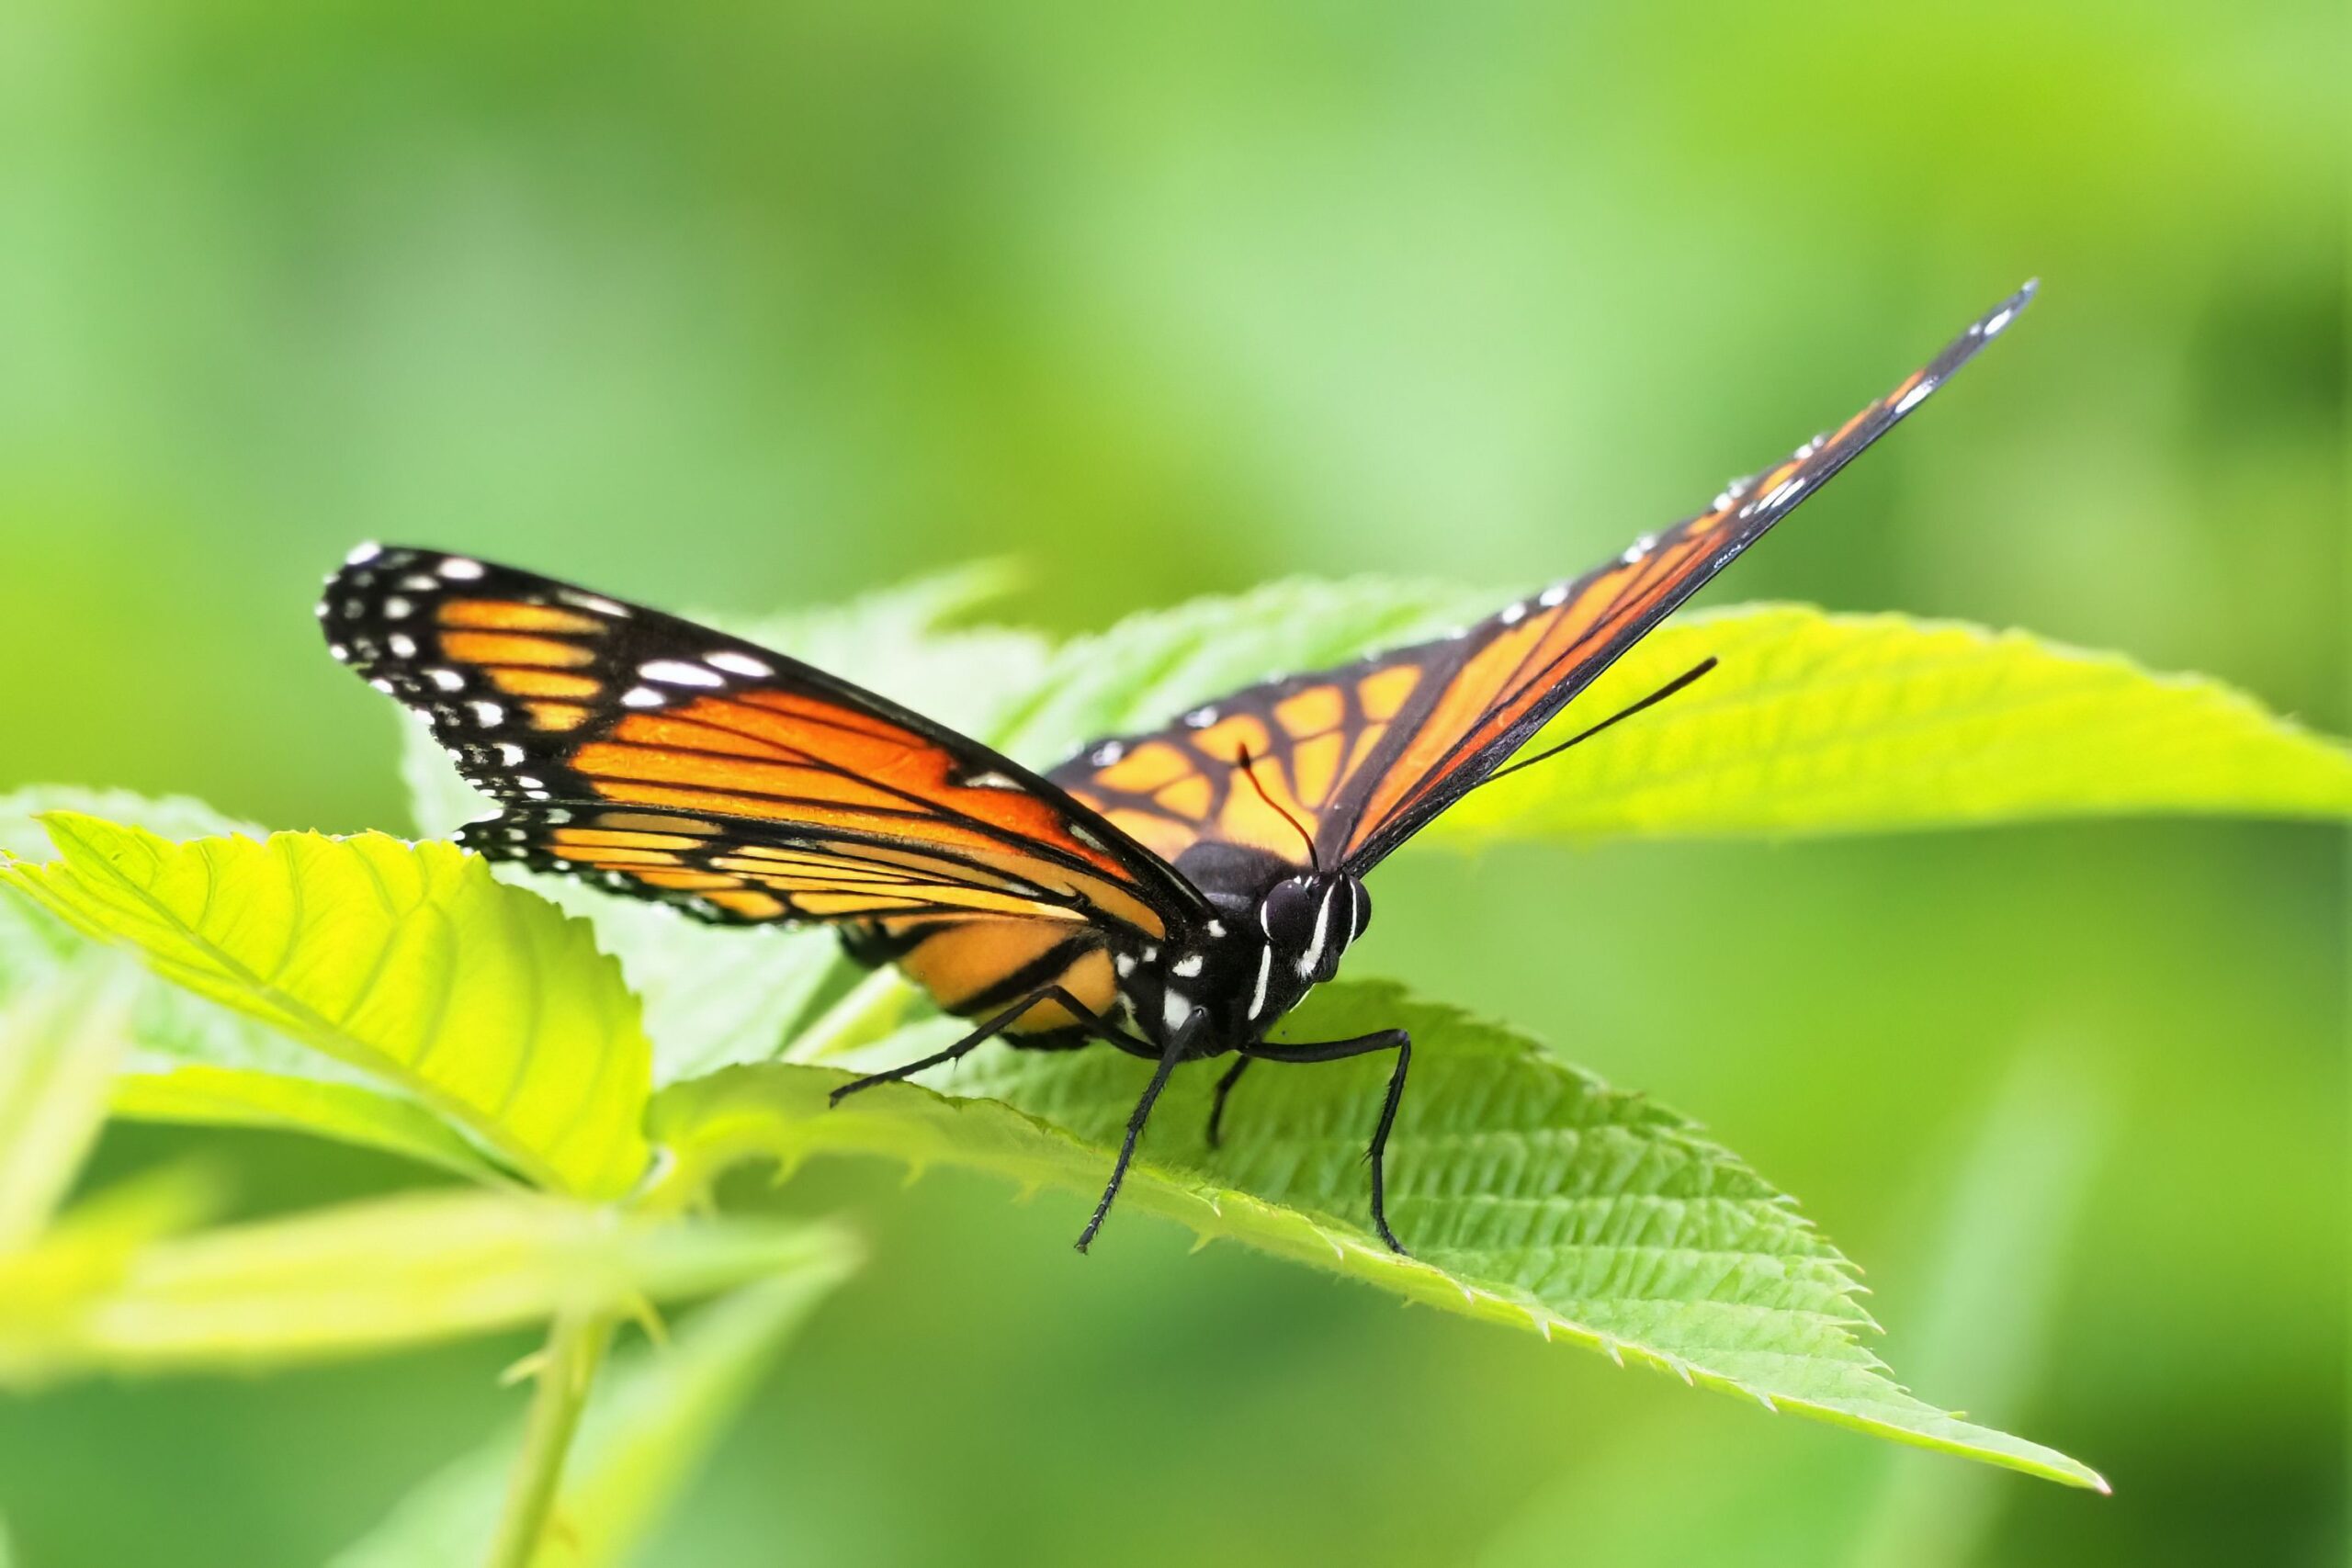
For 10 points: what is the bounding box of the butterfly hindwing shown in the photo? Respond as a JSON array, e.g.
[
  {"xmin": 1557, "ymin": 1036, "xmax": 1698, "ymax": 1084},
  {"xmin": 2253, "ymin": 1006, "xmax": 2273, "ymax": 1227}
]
[
  {"xmin": 320, "ymin": 548, "xmax": 1207, "ymax": 939},
  {"xmin": 1051, "ymin": 283, "xmax": 2036, "ymax": 881}
]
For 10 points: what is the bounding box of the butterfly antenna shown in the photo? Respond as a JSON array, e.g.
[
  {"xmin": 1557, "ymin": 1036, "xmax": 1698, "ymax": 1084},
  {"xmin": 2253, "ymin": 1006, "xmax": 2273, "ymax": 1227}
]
[
  {"xmin": 1476, "ymin": 657, "xmax": 1720, "ymax": 790},
  {"xmin": 1235, "ymin": 746, "xmax": 1322, "ymax": 872}
]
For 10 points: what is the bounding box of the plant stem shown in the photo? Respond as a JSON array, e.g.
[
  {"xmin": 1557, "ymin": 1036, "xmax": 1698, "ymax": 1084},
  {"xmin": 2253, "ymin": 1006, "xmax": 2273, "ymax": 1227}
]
[
  {"xmin": 779, "ymin": 969, "xmax": 914, "ymax": 1064},
  {"xmin": 484, "ymin": 1310, "xmax": 615, "ymax": 1568}
]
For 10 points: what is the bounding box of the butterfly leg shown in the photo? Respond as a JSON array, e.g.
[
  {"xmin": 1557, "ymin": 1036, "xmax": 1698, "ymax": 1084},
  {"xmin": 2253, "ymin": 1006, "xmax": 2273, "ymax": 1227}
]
[
  {"xmin": 1242, "ymin": 1031, "xmax": 1413, "ymax": 1254},
  {"xmin": 1205, "ymin": 1056, "xmax": 1252, "ymax": 1148},
  {"xmin": 828, "ymin": 984, "xmax": 1140, "ymax": 1104},
  {"xmin": 1075, "ymin": 1016, "xmax": 1199, "ymax": 1254}
]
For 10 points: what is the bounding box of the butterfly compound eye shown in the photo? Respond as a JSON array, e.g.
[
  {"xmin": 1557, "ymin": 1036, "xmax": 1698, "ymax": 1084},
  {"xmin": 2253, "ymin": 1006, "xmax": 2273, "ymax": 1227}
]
[
  {"xmin": 1258, "ymin": 874, "xmax": 1369, "ymax": 983},
  {"xmin": 1258, "ymin": 876, "xmax": 1321, "ymax": 952}
]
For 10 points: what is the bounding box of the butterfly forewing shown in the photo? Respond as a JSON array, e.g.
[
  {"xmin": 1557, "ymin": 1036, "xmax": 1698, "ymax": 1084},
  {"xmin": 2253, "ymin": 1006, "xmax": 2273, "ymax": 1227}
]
[
  {"xmin": 320, "ymin": 549, "xmax": 1206, "ymax": 938},
  {"xmin": 1051, "ymin": 282, "xmax": 2037, "ymax": 881}
]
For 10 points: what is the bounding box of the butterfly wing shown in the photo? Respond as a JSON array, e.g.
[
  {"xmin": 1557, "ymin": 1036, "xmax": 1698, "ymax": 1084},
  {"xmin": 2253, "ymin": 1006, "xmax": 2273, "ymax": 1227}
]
[
  {"xmin": 319, "ymin": 548, "xmax": 1209, "ymax": 939},
  {"xmin": 1051, "ymin": 283, "xmax": 2035, "ymax": 882}
]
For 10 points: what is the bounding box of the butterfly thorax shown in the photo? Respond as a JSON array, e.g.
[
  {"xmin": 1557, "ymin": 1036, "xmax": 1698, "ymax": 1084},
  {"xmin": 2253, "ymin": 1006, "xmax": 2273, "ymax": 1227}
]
[{"xmin": 1113, "ymin": 864, "xmax": 1371, "ymax": 1056}]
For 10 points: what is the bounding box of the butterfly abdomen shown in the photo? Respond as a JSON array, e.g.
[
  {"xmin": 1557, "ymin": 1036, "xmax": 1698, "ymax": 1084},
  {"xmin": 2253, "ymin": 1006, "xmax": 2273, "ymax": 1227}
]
[{"xmin": 842, "ymin": 918, "xmax": 1115, "ymax": 1045}]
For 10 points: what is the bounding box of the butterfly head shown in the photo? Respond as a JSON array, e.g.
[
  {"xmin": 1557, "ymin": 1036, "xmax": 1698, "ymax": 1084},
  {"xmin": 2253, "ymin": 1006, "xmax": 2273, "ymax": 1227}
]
[
  {"xmin": 1114, "ymin": 873, "xmax": 1371, "ymax": 1054},
  {"xmin": 1257, "ymin": 873, "xmax": 1370, "ymax": 989}
]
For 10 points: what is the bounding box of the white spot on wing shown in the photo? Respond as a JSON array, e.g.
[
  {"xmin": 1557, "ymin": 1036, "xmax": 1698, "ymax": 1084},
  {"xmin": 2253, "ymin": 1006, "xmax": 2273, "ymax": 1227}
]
[
  {"xmin": 1539, "ymin": 584, "xmax": 1568, "ymax": 607},
  {"xmin": 1893, "ymin": 378, "xmax": 1937, "ymax": 414},
  {"xmin": 497, "ymin": 742, "xmax": 526, "ymax": 765},
  {"xmin": 707, "ymin": 650, "xmax": 772, "ymax": 678},
  {"xmin": 1982, "ymin": 308, "xmax": 2014, "ymax": 337},
  {"xmin": 388, "ymin": 633, "xmax": 417, "ymax": 658},
  {"xmin": 469, "ymin": 700, "xmax": 504, "ymax": 726},
  {"xmin": 428, "ymin": 668, "xmax": 464, "ymax": 692},
  {"xmin": 621, "ymin": 686, "xmax": 665, "ymax": 708},
  {"xmin": 382, "ymin": 596, "xmax": 413, "ymax": 620},
  {"xmin": 437, "ymin": 557, "xmax": 485, "ymax": 581},
  {"xmin": 641, "ymin": 660, "xmax": 725, "ymax": 688},
  {"xmin": 345, "ymin": 542, "xmax": 382, "ymax": 566}
]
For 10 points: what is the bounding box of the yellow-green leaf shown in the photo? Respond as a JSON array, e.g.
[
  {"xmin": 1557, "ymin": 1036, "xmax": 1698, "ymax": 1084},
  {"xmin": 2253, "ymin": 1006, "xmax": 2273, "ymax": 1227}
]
[
  {"xmin": 0, "ymin": 1168, "xmax": 222, "ymax": 1386},
  {"xmin": 0, "ymin": 956, "xmax": 132, "ymax": 1249},
  {"xmin": 109, "ymin": 1066, "xmax": 500, "ymax": 1182},
  {"xmin": 6, "ymin": 1188, "xmax": 848, "ymax": 1378},
  {"xmin": 2, "ymin": 815, "xmax": 651, "ymax": 1197},
  {"xmin": 3, "ymin": 791, "xmax": 506, "ymax": 1178},
  {"xmin": 1439, "ymin": 605, "xmax": 2352, "ymax": 842}
]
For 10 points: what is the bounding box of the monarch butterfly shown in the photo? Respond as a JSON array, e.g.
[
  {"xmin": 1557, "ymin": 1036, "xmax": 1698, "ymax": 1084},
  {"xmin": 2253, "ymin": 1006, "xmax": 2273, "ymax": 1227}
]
[{"xmin": 321, "ymin": 282, "xmax": 2032, "ymax": 1253}]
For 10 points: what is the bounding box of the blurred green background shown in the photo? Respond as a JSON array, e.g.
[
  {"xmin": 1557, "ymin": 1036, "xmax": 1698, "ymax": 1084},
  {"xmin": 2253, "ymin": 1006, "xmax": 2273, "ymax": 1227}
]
[{"xmin": 1, "ymin": 2, "xmax": 2342, "ymax": 1564}]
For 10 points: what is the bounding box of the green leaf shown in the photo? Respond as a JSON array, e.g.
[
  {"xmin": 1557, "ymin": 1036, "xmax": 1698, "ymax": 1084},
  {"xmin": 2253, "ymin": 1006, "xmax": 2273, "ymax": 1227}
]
[
  {"xmin": 1436, "ymin": 605, "xmax": 2352, "ymax": 842},
  {"xmin": 331, "ymin": 1264, "xmax": 855, "ymax": 1568},
  {"xmin": 652, "ymin": 982, "xmax": 2100, "ymax": 1489},
  {"xmin": 6, "ymin": 1188, "xmax": 850, "ymax": 1378},
  {"xmin": 2, "ymin": 814, "xmax": 652, "ymax": 1197}
]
